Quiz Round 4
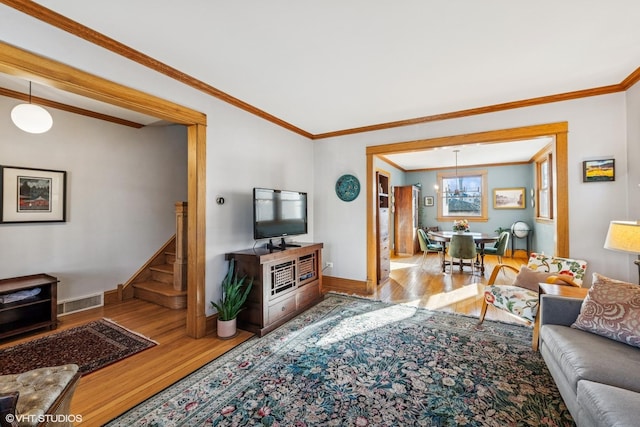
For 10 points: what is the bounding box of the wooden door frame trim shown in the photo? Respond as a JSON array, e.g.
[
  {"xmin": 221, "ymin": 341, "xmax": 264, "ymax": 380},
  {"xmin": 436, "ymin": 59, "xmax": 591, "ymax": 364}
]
[
  {"xmin": 0, "ymin": 41, "xmax": 208, "ymax": 338},
  {"xmin": 365, "ymin": 122, "xmax": 569, "ymax": 291}
]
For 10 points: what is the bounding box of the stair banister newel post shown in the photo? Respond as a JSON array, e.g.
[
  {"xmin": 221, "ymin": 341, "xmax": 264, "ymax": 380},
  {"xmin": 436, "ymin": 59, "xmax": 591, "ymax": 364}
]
[{"xmin": 174, "ymin": 202, "xmax": 188, "ymax": 291}]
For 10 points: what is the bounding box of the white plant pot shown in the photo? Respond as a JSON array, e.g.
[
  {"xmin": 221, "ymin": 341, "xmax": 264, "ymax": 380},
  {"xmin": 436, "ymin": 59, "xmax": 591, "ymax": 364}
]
[{"xmin": 217, "ymin": 318, "xmax": 237, "ymax": 339}]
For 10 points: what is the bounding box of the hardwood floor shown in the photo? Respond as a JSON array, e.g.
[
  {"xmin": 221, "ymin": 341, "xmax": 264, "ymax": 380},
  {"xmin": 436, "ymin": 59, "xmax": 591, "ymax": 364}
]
[
  {"xmin": 0, "ymin": 300, "xmax": 253, "ymax": 426},
  {"xmin": 362, "ymin": 251, "xmax": 529, "ymax": 325},
  {"xmin": 0, "ymin": 252, "xmax": 527, "ymax": 426}
]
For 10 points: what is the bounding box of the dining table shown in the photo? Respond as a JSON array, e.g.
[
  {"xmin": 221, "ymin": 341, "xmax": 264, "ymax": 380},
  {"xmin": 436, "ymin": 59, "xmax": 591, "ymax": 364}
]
[{"xmin": 427, "ymin": 230, "xmax": 499, "ymax": 274}]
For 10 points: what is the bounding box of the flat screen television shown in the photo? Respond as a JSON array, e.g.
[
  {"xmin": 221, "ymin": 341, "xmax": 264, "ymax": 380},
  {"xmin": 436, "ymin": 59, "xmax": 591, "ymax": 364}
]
[{"xmin": 253, "ymin": 188, "xmax": 308, "ymax": 241}]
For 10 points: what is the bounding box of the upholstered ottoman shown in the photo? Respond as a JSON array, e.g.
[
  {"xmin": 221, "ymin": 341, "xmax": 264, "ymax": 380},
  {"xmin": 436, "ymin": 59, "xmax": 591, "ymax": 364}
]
[{"xmin": 0, "ymin": 364, "xmax": 80, "ymax": 427}]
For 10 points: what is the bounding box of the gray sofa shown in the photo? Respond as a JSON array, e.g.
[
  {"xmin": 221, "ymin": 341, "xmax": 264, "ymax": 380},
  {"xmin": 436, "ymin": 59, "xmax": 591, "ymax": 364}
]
[{"xmin": 539, "ymin": 295, "xmax": 640, "ymax": 427}]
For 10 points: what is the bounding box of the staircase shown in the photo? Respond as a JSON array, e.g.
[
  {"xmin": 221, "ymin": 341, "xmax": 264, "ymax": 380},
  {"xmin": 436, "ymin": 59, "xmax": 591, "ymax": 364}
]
[
  {"xmin": 118, "ymin": 202, "xmax": 188, "ymax": 310},
  {"xmin": 131, "ymin": 240, "xmax": 187, "ymax": 309}
]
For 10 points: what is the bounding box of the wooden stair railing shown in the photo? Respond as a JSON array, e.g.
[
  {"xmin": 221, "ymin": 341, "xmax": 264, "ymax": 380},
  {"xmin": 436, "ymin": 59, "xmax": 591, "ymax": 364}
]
[
  {"xmin": 107, "ymin": 202, "xmax": 188, "ymax": 309},
  {"xmin": 174, "ymin": 202, "xmax": 187, "ymax": 291}
]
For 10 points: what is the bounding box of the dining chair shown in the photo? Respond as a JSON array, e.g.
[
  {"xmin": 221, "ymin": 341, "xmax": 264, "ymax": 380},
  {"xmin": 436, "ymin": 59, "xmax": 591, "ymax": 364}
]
[
  {"xmin": 417, "ymin": 228, "xmax": 443, "ymax": 267},
  {"xmin": 483, "ymin": 231, "xmax": 510, "ymax": 264},
  {"xmin": 447, "ymin": 233, "xmax": 477, "ymax": 274}
]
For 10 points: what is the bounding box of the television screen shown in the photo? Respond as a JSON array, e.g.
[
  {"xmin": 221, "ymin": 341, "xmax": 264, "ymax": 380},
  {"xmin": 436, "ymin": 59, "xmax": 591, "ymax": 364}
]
[{"xmin": 253, "ymin": 188, "xmax": 308, "ymax": 239}]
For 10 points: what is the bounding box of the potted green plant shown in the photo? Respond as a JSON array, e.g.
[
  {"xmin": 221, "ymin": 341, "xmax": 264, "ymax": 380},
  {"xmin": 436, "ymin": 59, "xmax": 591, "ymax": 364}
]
[{"xmin": 210, "ymin": 259, "xmax": 253, "ymax": 339}]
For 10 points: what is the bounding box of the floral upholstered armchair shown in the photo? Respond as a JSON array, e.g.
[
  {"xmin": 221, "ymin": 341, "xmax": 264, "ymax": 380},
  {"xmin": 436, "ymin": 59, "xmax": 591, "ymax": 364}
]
[{"xmin": 478, "ymin": 252, "xmax": 588, "ymax": 325}]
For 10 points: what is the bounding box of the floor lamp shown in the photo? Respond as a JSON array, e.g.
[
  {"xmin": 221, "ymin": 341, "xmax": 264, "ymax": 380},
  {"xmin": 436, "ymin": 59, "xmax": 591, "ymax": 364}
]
[{"xmin": 604, "ymin": 220, "xmax": 640, "ymax": 285}]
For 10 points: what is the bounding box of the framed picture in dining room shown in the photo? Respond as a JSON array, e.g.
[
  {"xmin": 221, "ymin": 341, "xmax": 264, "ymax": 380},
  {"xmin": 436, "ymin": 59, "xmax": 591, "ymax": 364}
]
[
  {"xmin": 424, "ymin": 196, "xmax": 434, "ymax": 207},
  {"xmin": 493, "ymin": 187, "xmax": 525, "ymax": 209},
  {"xmin": 0, "ymin": 165, "xmax": 67, "ymax": 223}
]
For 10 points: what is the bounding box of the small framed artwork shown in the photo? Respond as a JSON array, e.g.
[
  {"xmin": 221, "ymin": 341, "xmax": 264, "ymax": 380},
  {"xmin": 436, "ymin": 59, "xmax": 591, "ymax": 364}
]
[
  {"xmin": 1, "ymin": 165, "xmax": 67, "ymax": 223},
  {"xmin": 493, "ymin": 187, "xmax": 526, "ymax": 209},
  {"xmin": 583, "ymin": 159, "xmax": 615, "ymax": 182},
  {"xmin": 424, "ymin": 196, "xmax": 434, "ymax": 207}
]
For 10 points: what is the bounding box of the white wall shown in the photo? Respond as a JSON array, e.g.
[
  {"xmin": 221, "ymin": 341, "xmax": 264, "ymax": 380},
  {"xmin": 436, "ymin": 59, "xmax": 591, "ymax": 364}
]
[
  {"xmin": 205, "ymin": 102, "xmax": 314, "ymax": 312},
  {"xmin": 0, "ymin": 6, "xmax": 314, "ymax": 313},
  {"xmin": 0, "ymin": 96, "xmax": 188, "ymax": 301},
  {"xmin": 627, "ymin": 81, "xmax": 640, "ymax": 217},
  {"xmin": 314, "ymin": 93, "xmax": 631, "ymax": 285},
  {"xmin": 625, "ymin": 81, "xmax": 640, "ymax": 281}
]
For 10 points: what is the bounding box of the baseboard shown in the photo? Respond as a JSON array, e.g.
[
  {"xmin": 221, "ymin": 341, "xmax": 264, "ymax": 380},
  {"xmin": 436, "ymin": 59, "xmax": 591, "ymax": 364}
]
[
  {"xmin": 206, "ymin": 314, "xmax": 217, "ymax": 336},
  {"xmin": 322, "ymin": 276, "xmax": 370, "ymax": 295}
]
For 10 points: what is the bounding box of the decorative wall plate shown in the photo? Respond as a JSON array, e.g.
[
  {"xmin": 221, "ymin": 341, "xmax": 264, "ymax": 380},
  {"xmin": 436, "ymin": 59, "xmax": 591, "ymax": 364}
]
[{"xmin": 335, "ymin": 174, "xmax": 360, "ymax": 202}]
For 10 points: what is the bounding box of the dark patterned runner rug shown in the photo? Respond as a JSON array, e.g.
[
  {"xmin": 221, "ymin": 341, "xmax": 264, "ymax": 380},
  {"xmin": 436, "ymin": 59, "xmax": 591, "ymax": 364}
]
[
  {"xmin": 107, "ymin": 294, "xmax": 573, "ymax": 426},
  {"xmin": 0, "ymin": 318, "xmax": 157, "ymax": 375}
]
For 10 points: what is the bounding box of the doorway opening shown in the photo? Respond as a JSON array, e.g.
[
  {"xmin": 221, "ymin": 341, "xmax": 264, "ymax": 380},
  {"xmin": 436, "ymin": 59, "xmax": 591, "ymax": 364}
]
[
  {"xmin": 365, "ymin": 122, "xmax": 569, "ymax": 293},
  {"xmin": 0, "ymin": 42, "xmax": 209, "ymax": 338}
]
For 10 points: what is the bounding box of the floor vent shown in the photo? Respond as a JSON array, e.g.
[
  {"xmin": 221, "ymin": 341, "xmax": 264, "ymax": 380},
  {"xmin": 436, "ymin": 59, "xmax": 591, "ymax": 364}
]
[{"xmin": 57, "ymin": 293, "xmax": 104, "ymax": 316}]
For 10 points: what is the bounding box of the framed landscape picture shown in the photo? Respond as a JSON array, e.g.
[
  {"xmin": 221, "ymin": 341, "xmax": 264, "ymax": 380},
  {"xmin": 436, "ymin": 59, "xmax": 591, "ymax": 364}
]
[
  {"xmin": 1, "ymin": 165, "xmax": 67, "ymax": 223},
  {"xmin": 583, "ymin": 159, "xmax": 615, "ymax": 182},
  {"xmin": 493, "ymin": 187, "xmax": 525, "ymax": 209}
]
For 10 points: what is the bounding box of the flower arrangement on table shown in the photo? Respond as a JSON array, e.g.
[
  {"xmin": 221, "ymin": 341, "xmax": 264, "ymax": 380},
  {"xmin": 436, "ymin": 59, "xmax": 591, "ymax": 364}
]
[{"xmin": 453, "ymin": 219, "xmax": 470, "ymax": 232}]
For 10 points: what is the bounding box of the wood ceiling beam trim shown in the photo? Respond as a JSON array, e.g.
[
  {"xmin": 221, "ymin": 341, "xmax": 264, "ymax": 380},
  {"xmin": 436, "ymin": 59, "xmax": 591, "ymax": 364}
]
[
  {"xmin": 0, "ymin": 0, "xmax": 313, "ymax": 139},
  {"xmin": 0, "ymin": 87, "xmax": 145, "ymax": 128},
  {"xmin": 366, "ymin": 122, "xmax": 568, "ymax": 155},
  {"xmin": 0, "ymin": 41, "xmax": 205, "ymax": 125}
]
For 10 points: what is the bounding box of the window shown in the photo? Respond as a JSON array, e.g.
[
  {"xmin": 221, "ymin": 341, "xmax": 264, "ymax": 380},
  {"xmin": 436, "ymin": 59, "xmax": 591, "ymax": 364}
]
[
  {"xmin": 536, "ymin": 154, "xmax": 553, "ymax": 219},
  {"xmin": 437, "ymin": 170, "xmax": 488, "ymax": 221}
]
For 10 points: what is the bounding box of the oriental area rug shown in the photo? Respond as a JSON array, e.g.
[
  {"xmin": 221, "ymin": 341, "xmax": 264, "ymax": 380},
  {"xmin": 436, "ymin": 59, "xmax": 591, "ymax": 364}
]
[
  {"xmin": 107, "ymin": 295, "xmax": 573, "ymax": 427},
  {"xmin": 0, "ymin": 318, "xmax": 157, "ymax": 376}
]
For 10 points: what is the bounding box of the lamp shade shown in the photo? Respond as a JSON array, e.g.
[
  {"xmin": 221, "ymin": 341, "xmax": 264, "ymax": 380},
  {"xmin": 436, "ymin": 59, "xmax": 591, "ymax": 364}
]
[
  {"xmin": 11, "ymin": 103, "xmax": 53, "ymax": 134},
  {"xmin": 604, "ymin": 221, "xmax": 640, "ymax": 254}
]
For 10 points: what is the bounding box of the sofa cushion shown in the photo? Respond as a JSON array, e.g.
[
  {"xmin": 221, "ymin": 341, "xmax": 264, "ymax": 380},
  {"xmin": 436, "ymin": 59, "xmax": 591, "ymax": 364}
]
[
  {"xmin": 577, "ymin": 380, "xmax": 640, "ymax": 427},
  {"xmin": 513, "ymin": 265, "xmax": 559, "ymax": 292},
  {"xmin": 540, "ymin": 324, "xmax": 640, "ymax": 394},
  {"xmin": 571, "ymin": 273, "xmax": 640, "ymax": 348}
]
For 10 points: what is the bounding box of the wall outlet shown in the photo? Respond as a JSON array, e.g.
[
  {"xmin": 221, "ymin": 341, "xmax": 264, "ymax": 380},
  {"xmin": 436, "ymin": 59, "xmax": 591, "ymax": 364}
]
[{"xmin": 326, "ymin": 262, "xmax": 333, "ymax": 269}]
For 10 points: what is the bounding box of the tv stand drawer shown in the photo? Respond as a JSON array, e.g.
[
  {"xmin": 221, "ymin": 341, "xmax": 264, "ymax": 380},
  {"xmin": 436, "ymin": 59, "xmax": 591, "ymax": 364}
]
[{"xmin": 268, "ymin": 295, "xmax": 296, "ymax": 324}]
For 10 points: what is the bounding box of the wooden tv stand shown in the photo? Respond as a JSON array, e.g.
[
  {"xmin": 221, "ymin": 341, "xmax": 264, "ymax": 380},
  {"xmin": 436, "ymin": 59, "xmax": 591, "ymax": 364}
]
[
  {"xmin": 226, "ymin": 242, "xmax": 323, "ymax": 337},
  {"xmin": 0, "ymin": 273, "xmax": 59, "ymax": 340}
]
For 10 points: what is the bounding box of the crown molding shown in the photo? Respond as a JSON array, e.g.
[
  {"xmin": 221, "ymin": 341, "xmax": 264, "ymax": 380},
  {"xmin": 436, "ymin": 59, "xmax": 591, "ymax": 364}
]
[
  {"xmin": 3, "ymin": 0, "xmax": 640, "ymax": 140},
  {"xmin": 0, "ymin": 0, "xmax": 313, "ymax": 138},
  {"xmin": 311, "ymin": 84, "xmax": 623, "ymax": 139}
]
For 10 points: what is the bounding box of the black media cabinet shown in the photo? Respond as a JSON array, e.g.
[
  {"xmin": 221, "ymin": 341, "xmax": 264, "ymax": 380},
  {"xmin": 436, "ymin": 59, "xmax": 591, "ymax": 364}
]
[{"xmin": 0, "ymin": 273, "xmax": 59, "ymax": 340}]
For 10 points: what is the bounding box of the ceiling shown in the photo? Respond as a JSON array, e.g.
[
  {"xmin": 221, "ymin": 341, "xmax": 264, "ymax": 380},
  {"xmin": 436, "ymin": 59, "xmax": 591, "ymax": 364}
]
[
  {"xmin": 2, "ymin": 1, "xmax": 640, "ymax": 167},
  {"xmin": 382, "ymin": 137, "xmax": 553, "ymax": 171}
]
